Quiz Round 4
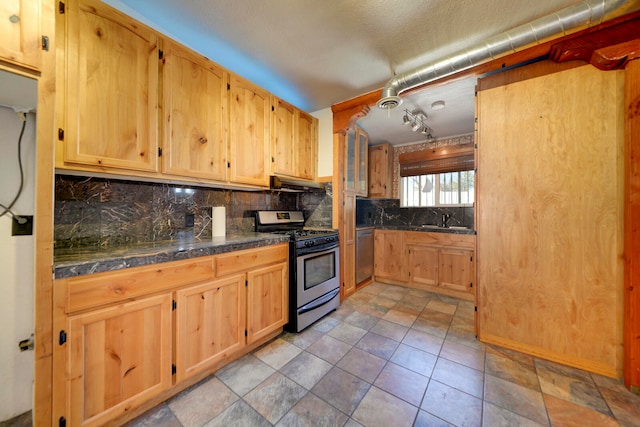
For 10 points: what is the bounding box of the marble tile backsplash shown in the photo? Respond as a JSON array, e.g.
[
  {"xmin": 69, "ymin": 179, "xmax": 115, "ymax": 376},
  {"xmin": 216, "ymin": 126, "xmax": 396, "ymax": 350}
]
[
  {"xmin": 54, "ymin": 175, "xmax": 332, "ymax": 249},
  {"xmin": 356, "ymin": 198, "xmax": 474, "ymax": 229}
]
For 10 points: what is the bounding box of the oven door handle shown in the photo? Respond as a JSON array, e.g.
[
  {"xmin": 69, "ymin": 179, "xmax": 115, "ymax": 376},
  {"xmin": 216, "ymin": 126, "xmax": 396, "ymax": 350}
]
[{"xmin": 298, "ymin": 288, "xmax": 340, "ymax": 314}]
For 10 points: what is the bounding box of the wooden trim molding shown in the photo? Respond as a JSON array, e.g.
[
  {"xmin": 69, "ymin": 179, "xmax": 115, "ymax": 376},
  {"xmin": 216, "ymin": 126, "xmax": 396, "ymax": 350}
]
[
  {"xmin": 624, "ymin": 58, "xmax": 640, "ymax": 392},
  {"xmin": 34, "ymin": 1, "xmax": 56, "ymax": 426}
]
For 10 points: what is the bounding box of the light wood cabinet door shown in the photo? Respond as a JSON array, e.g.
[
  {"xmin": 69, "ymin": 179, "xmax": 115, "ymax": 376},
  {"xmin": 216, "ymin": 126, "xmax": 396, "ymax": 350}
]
[
  {"xmin": 439, "ymin": 248, "xmax": 473, "ymax": 294},
  {"xmin": 342, "ymin": 192, "xmax": 357, "ymax": 297},
  {"xmin": 374, "ymin": 230, "xmax": 407, "ymax": 282},
  {"xmin": 67, "ymin": 293, "xmax": 172, "ymax": 427},
  {"xmin": 229, "ymin": 74, "xmax": 270, "ymax": 186},
  {"xmin": 271, "ymin": 99, "xmax": 317, "ymax": 180},
  {"xmin": 296, "ymin": 110, "xmax": 317, "ymax": 180},
  {"xmin": 246, "ymin": 262, "xmax": 288, "ymax": 344},
  {"xmin": 162, "ymin": 40, "xmax": 228, "ymax": 181},
  {"xmin": 271, "ymin": 98, "xmax": 296, "ymax": 177},
  {"xmin": 62, "ymin": 0, "xmax": 159, "ymax": 172},
  {"xmin": 408, "ymin": 244, "xmax": 439, "ymax": 287},
  {"xmin": 175, "ymin": 274, "xmax": 245, "ymax": 382},
  {"xmin": 0, "ymin": 0, "xmax": 41, "ymax": 70},
  {"xmin": 368, "ymin": 144, "xmax": 393, "ymax": 198}
]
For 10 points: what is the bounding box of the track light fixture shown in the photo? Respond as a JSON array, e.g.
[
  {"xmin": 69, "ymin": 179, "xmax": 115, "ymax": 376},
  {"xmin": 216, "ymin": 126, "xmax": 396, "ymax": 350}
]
[{"xmin": 402, "ymin": 109, "xmax": 434, "ymax": 140}]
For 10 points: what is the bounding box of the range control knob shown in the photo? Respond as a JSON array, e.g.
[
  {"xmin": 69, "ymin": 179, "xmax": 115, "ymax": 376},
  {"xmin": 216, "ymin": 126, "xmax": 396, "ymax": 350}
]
[{"xmin": 304, "ymin": 240, "xmax": 314, "ymax": 247}]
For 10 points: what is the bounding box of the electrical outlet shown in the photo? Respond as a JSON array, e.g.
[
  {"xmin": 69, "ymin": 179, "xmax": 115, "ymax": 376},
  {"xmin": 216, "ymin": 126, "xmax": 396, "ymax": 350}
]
[
  {"xmin": 12, "ymin": 215, "xmax": 33, "ymax": 236},
  {"xmin": 185, "ymin": 213, "xmax": 195, "ymax": 228}
]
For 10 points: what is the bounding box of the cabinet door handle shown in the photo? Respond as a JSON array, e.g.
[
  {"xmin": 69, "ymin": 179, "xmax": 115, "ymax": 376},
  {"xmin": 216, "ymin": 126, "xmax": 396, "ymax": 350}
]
[{"xmin": 199, "ymin": 137, "xmax": 208, "ymax": 144}]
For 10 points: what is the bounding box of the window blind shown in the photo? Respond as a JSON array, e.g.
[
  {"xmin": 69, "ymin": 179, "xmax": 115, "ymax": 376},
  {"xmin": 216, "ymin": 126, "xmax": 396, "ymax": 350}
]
[{"xmin": 399, "ymin": 143, "xmax": 474, "ymax": 177}]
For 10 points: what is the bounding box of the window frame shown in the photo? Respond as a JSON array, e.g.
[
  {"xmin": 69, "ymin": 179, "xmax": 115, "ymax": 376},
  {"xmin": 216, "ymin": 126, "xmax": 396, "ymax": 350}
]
[{"xmin": 398, "ymin": 143, "xmax": 475, "ymax": 208}]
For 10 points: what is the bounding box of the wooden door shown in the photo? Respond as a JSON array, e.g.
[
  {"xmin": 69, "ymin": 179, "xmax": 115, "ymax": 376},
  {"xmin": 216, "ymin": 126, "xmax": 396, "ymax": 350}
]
[
  {"xmin": 342, "ymin": 192, "xmax": 356, "ymax": 297},
  {"xmin": 67, "ymin": 294, "xmax": 172, "ymax": 427},
  {"xmin": 374, "ymin": 230, "xmax": 407, "ymax": 282},
  {"xmin": 0, "ymin": 0, "xmax": 41, "ymax": 70},
  {"xmin": 62, "ymin": 0, "xmax": 159, "ymax": 172},
  {"xmin": 271, "ymin": 98, "xmax": 296, "ymax": 177},
  {"xmin": 296, "ymin": 110, "xmax": 316, "ymax": 180},
  {"xmin": 162, "ymin": 40, "xmax": 228, "ymax": 181},
  {"xmin": 439, "ymin": 248, "xmax": 473, "ymax": 294},
  {"xmin": 175, "ymin": 275, "xmax": 245, "ymax": 382},
  {"xmin": 477, "ymin": 64, "xmax": 624, "ymax": 377},
  {"xmin": 246, "ymin": 262, "xmax": 288, "ymax": 344},
  {"xmin": 408, "ymin": 244, "xmax": 439, "ymax": 287},
  {"xmin": 229, "ymin": 74, "xmax": 270, "ymax": 186}
]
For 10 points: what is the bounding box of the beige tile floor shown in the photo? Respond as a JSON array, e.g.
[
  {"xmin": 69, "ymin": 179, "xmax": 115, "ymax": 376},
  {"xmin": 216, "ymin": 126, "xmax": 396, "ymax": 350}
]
[{"xmin": 124, "ymin": 282, "xmax": 640, "ymax": 427}]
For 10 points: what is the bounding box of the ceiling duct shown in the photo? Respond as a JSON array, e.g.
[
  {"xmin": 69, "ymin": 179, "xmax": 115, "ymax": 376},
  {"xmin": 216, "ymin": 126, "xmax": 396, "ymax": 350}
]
[{"xmin": 377, "ymin": 0, "xmax": 638, "ymax": 110}]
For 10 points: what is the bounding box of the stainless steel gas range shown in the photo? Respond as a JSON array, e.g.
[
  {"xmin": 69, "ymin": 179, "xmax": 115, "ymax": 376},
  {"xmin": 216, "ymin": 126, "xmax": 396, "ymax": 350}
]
[{"xmin": 255, "ymin": 210, "xmax": 340, "ymax": 332}]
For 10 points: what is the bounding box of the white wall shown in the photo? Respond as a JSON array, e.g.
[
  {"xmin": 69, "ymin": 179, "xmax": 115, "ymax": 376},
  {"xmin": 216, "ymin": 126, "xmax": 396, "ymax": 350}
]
[
  {"xmin": 312, "ymin": 107, "xmax": 333, "ymax": 178},
  {"xmin": 0, "ymin": 106, "xmax": 36, "ymax": 421}
]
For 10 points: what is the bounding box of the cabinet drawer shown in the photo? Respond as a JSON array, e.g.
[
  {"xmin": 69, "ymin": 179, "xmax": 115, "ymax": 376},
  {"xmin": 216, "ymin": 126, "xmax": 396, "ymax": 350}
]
[
  {"xmin": 215, "ymin": 244, "xmax": 288, "ymax": 277},
  {"xmin": 63, "ymin": 257, "xmax": 214, "ymax": 313}
]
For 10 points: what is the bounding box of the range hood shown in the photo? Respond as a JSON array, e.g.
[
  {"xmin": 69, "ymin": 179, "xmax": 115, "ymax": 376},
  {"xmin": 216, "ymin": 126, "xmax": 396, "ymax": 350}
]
[{"xmin": 270, "ymin": 176, "xmax": 325, "ymax": 192}]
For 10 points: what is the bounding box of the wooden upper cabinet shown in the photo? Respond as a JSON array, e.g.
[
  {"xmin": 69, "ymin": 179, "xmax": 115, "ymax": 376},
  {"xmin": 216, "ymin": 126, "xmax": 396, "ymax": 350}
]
[
  {"xmin": 271, "ymin": 98, "xmax": 297, "ymax": 177},
  {"xmin": 229, "ymin": 74, "xmax": 270, "ymax": 186},
  {"xmin": 0, "ymin": 0, "xmax": 41, "ymax": 70},
  {"xmin": 271, "ymin": 98, "xmax": 317, "ymax": 180},
  {"xmin": 162, "ymin": 40, "xmax": 228, "ymax": 181},
  {"xmin": 344, "ymin": 126, "xmax": 368, "ymax": 195},
  {"xmin": 357, "ymin": 127, "xmax": 368, "ymax": 196},
  {"xmin": 368, "ymin": 143, "xmax": 393, "ymax": 198},
  {"xmin": 344, "ymin": 128, "xmax": 357, "ymax": 192},
  {"xmin": 296, "ymin": 110, "xmax": 317, "ymax": 180},
  {"xmin": 62, "ymin": 0, "xmax": 159, "ymax": 172}
]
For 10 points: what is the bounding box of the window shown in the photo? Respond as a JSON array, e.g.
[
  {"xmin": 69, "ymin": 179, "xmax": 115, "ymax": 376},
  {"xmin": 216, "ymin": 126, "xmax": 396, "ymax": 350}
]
[
  {"xmin": 401, "ymin": 170, "xmax": 474, "ymax": 207},
  {"xmin": 398, "ymin": 143, "xmax": 475, "ymax": 207}
]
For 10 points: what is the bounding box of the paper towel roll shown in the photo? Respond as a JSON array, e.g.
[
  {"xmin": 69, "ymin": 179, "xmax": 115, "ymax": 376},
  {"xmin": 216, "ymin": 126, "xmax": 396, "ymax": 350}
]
[{"xmin": 212, "ymin": 206, "xmax": 226, "ymax": 237}]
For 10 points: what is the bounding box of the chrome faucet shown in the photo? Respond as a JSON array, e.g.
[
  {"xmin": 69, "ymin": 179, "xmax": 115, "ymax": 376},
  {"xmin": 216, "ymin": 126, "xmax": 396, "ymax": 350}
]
[{"xmin": 442, "ymin": 213, "xmax": 451, "ymax": 228}]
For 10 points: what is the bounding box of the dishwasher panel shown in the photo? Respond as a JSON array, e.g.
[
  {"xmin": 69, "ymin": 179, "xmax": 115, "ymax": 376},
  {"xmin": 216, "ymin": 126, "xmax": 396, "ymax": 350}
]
[{"xmin": 356, "ymin": 227, "xmax": 374, "ymax": 285}]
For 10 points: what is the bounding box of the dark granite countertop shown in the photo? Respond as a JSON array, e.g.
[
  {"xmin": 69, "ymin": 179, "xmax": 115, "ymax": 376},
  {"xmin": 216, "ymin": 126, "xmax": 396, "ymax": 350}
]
[
  {"xmin": 54, "ymin": 232, "xmax": 290, "ymax": 279},
  {"xmin": 373, "ymin": 225, "xmax": 476, "ymax": 235}
]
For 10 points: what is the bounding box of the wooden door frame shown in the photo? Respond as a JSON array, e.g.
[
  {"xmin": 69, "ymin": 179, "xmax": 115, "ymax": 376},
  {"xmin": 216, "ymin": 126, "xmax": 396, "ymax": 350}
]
[{"xmin": 331, "ymin": 11, "xmax": 640, "ymax": 390}]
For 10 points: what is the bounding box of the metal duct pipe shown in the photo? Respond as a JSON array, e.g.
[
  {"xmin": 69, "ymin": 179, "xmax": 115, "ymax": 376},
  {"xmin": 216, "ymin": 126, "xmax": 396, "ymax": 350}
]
[{"xmin": 377, "ymin": 0, "xmax": 637, "ymax": 109}]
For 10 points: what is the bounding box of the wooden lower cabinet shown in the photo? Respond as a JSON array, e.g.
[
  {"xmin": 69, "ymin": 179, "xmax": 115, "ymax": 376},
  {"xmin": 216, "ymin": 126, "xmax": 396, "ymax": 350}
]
[
  {"xmin": 67, "ymin": 294, "xmax": 173, "ymax": 427},
  {"xmin": 373, "ymin": 229, "xmax": 408, "ymax": 283},
  {"xmin": 407, "ymin": 244, "xmax": 438, "ymax": 287},
  {"xmin": 246, "ymin": 263, "xmax": 289, "ymax": 344},
  {"xmin": 55, "ymin": 243, "xmax": 289, "ymax": 426},
  {"xmin": 174, "ymin": 274, "xmax": 246, "ymax": 383},
  {"xmin": 375, "ymin": 230, "xmax": 475, "ymax": 300},
  {"xmin": 438, "ymin": 248, "xmax": 474, "ymax": 293}
]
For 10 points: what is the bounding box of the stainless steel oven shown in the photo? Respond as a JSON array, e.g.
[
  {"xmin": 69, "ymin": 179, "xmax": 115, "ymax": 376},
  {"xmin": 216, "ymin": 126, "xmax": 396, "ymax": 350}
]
[
  {"xmin": 295, "ymin": 240, "xmax": 340, "ymax": 331},
  {"xmin": 255, "ymin": 210, "xmax": 340, "ymax": 332}
]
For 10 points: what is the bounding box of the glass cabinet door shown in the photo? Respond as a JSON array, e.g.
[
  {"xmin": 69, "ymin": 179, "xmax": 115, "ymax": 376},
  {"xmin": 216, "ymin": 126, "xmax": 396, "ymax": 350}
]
[
  {"xmin": 357, "ymin": 127, "xmax": 368, "ymax": 196},
  {"xmin": 345, "ymin": 128, "xmax": 356, "ymax": 192}
]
